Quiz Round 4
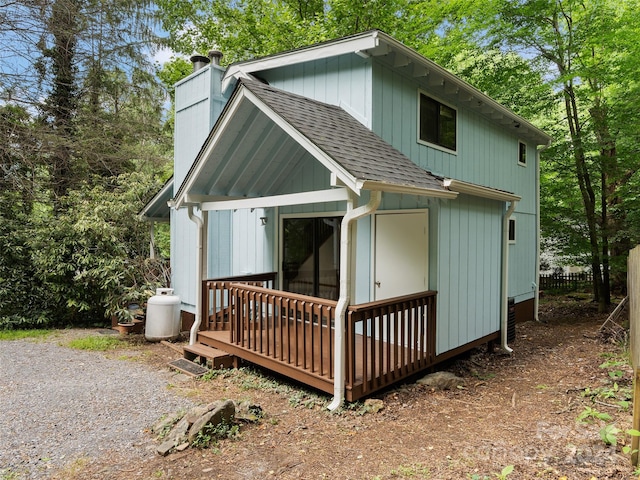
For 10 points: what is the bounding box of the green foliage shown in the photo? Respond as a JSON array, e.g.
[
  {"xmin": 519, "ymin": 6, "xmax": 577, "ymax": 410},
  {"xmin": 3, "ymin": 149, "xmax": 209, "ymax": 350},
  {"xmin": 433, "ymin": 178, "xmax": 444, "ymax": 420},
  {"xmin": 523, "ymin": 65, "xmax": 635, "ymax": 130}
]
[
  {"xmin": 22, "ymin": 172, "xmax": 170, "ymax": 327},
  {"xmin": 155, "ymin": 0, "xmax": 412, "ymax": 63},
  {"xmin": 576, "ymin": 406, "xmax": 612, "ymax": 424},
  {"xmin": 598, "ymin": 424, "xmax": 640, "ymax": 450},
  {"xmin": 599, "ymin": 423, "xmax": 620, "ymax": 445},
  {"xmin": 0, "ymin": 330, "xmax": 53, "ymax": 341},
  {"xmin": 390, "ymin": 463, "xmax": 431, "ymax": 477},
  {"xmin": 191, "ymin": 421, "xmax": 240, "ymax": 448},
  {"xmin": 468, "ymin": 466, "xmax": 514, "ymax": 480},
  {"xmin": 65, "ymin": 335, "xmax": 126, "ymax": 351},
  {"xmin": 494, "ymin": 465, "xmax": 514, "ymax": 480}
]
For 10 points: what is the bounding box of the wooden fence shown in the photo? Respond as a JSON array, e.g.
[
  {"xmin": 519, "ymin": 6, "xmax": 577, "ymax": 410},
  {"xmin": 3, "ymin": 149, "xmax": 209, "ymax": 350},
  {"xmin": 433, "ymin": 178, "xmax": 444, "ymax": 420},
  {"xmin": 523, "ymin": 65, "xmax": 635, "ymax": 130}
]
[{"xmin": 539, "ymin": 272, "xmax": 592, "ymax": 292}]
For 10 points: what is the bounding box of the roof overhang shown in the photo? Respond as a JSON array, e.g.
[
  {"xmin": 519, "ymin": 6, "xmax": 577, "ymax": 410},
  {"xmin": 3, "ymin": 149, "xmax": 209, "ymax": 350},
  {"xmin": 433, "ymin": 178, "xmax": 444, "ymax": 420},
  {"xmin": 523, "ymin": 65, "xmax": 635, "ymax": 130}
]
[
  {"xmin": 171, "ymin": 83, "xmax": 362, "ymax": 211},
  {"xmin": 173, "ymin": 79, "xmax": 453, "ymax": 211},
  {"xmin": 139, "ymin": 176, "xmax": 173, "ymax": 222},
  {"xmin": 222, "ymin": 32, "xmax": 383, "ymax": 92},
  {"xmin": 222, "ymin": 30, "xmax": 553, "ymax": 147},
  {"xmin": 444, "ymin": 179, "xmax": 521, "ymax": 202}
]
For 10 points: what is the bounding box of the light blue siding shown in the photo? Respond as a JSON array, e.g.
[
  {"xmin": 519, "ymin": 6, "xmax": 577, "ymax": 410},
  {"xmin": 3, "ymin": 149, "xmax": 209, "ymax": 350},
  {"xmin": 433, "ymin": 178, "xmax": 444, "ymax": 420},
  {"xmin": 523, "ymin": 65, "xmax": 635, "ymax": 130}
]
[
  {"xmin": 434, "ymin": 195, "xmax": 503, "ymax": 354},
  {"xmin": 371, "ymin": 59, "xmax": 538, "ymax": 328},
  {"xmin": 509, "ymin": 212, "xmax": 537, "ymax": 302},
  {"xmin": 173, "ymin": 65, "xmax": 231, "ymax": 310},
  {"xmin": 231, "ymin": 208, "xmax": 274, "ymax": 275},
  {"xmin": 261, "ymin": 54, "xmax": 373, "ymax": 126},
  {"xmin": 371, "ymin": 61, "xmax": 536, "ymax": 213},
  {"xmin": 170, "ymin": 210, "xmax": 197, "ymax": 311},
  {"xmin": 207, "ymin": 211, "xmax": 232, "ymax": 278}
]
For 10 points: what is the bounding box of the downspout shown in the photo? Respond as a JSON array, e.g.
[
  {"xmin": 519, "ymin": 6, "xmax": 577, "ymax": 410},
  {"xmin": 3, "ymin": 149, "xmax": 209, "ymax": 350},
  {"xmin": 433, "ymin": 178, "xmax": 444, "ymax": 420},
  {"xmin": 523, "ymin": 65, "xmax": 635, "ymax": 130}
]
[
  {"xmin": 501, "ymin": 200, "xmax": 518, "ymax": 353},
  {"xmin": 187, "ymin": 206, "xmax": 204, "ymax": 346},
  {"xmin": 328, "ymin": 190, "xmax": 382, "ymax": 412},
  {"xmin": 534, "ymin": 148, "xmax": 541, "ymax": 321}
]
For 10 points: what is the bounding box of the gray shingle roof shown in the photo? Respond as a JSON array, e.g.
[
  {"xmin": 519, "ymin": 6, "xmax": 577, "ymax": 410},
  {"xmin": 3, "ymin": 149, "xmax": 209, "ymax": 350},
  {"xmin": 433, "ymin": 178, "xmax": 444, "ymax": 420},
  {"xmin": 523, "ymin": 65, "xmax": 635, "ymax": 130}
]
[{"xmin": 241, "ymin": 79, "xmax": 447, "ymax": 193}]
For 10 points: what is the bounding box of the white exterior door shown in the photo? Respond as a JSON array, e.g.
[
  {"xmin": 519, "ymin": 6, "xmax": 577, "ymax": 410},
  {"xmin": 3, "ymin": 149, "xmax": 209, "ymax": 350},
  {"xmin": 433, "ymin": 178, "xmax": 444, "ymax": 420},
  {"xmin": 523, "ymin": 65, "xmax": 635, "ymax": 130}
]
[{"xmin": 374, "ymin": 211, "xmax": 428, "ymax": 300}]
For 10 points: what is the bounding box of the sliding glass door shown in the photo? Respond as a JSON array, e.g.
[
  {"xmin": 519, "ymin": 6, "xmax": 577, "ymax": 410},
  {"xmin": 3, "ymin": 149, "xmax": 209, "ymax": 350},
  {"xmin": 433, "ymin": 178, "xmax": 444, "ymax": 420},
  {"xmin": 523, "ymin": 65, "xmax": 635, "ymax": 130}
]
[{"xmin": 282, "ymin": 216, "xmax": 341, "ymax": 300}]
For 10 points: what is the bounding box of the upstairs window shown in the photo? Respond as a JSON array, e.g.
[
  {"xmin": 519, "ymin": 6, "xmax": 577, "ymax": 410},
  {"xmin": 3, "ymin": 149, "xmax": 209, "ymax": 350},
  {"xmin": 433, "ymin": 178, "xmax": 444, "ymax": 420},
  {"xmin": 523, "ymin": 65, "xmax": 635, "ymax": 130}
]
[
  {"xmin": 419, "ymin": 92, "xmax": 457, "ymax": 152},
  {"xmin": 518, "ymin": 141, "xmax": 527, "ymax": 166}
]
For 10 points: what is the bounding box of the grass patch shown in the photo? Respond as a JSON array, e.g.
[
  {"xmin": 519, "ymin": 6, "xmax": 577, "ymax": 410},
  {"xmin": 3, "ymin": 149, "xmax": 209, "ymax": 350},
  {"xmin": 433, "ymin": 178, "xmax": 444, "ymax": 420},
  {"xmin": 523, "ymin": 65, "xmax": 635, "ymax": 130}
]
[
  {"xmin": 0, "ymin": 329, "xmax": 53, "ymax": 341},
  {"xmin": 65, "ymin": 335, "xmax": 126, "ymax": 351}
]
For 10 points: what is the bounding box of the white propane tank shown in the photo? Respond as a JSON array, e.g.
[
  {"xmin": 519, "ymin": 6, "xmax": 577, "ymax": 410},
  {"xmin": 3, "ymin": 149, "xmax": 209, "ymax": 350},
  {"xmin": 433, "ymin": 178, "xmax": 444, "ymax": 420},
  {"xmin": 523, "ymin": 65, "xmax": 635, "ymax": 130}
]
[{"xmin": 145, "ymin": 288, "xmax": 181, "ymax": 342}]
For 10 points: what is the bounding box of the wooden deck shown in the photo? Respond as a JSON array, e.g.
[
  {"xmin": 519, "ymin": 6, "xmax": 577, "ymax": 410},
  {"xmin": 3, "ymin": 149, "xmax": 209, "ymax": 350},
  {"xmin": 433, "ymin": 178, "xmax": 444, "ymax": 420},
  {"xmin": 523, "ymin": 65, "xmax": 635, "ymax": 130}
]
[{"xmin": 195, "ymin": 274, "xmax": 438, "ymax": 402}]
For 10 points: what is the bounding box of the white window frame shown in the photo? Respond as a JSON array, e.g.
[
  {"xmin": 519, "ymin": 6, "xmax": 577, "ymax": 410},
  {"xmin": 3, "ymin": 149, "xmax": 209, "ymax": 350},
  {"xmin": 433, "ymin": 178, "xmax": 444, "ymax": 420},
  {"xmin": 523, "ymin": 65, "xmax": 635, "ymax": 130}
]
[
  {"xmin": 278, "ymin": 210, "xmax": 344, "ymax": 293},
  {"xmin": 518, "ymin": 141, "xmax": 527, "ymax": 167},
  {"xmin": 508, "ymin": 216, "xmax": 516, "ymax": 244},
  {"xmin": 417, "ymin": 90, "xmax": 458, "ymax": 155}
]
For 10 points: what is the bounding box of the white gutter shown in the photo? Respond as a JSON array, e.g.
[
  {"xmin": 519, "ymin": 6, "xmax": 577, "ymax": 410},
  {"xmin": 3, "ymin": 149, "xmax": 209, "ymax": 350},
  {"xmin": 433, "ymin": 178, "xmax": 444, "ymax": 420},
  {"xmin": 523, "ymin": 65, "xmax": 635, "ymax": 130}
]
[
  {"xmin": 187, "ymin": 206, "xmax": 204, "ymax": 346},
  {"xmin": 501, "ymin": 200, "xmax": 518, "ymax": 352},
  {"xmin": 328, "ymin": 190, "xmax": 382, "ymax": 411},
  {"xmin": 444, "ymin": 178, "xmax": 520, "ymax": 202}
]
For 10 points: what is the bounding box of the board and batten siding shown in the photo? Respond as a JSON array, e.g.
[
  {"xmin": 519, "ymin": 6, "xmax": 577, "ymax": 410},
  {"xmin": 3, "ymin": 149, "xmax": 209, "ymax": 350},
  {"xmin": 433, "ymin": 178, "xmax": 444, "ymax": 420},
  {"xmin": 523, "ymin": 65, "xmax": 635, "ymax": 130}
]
[
  {"xmin": 371, "ymin": 61, "xmax": 536, "ymax": 212},
  {"xmin": 433, "ymin": 195, "xmax": 503, "ymax": 355},
  {"xmin": 508, "ymin": 212, "xmax": 537, "ymax": 302},
  {"xmin": 371, "ymin": 59, "xmax": 538, "ymax": 314},
  {"xmin": 260, "ymin": 54, "xmax": 373, "ymax": 127},
  {"xmin": 172, "ymin": 65, "xmax": 231, "ymax": 311}
]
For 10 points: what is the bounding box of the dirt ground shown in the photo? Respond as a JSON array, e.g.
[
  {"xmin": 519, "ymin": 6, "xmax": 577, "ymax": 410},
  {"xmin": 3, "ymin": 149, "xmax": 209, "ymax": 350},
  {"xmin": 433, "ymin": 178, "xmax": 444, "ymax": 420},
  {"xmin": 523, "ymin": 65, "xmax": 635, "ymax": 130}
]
[{"xmin": 55, "ymin": 295, "xmax": 640, "ymax": 480}]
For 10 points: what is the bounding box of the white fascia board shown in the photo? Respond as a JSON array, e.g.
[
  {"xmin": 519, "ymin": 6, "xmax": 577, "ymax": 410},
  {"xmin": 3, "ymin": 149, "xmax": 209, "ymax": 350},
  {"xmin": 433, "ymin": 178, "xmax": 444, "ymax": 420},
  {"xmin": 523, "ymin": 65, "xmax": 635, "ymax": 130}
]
[
  {"xmin": 222, "ymin": 32, "xmax": 380, "ymax": 92},
  {"xmin": 360, "ymin": 180, "xmax": 458, "ymax": 199},
  {"xmin": 139, "ymin": 183, "xmax": 173, "ymax": 218},
  {"xmin": 242, "ymin": 88, "xmax": 361, "ymax": 193},
  {"xmin": 200, "ymin": 188, "xmax": 351, "ymax": 211},
  {"xmin": 172, "ymin": 90, "xmax": 247, "ymax": 210},
  {"xmin": 444, "ymin": 178, "xmax": 521, "ymax": 202}
]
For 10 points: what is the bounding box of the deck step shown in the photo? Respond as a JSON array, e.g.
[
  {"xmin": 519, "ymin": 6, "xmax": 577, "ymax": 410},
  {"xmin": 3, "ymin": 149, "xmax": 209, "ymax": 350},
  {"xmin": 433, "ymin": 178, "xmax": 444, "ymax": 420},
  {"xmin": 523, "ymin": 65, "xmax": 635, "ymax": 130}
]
[{"xmin": 183, "ymin": 343, "xmax": 235, "ymax": 369}]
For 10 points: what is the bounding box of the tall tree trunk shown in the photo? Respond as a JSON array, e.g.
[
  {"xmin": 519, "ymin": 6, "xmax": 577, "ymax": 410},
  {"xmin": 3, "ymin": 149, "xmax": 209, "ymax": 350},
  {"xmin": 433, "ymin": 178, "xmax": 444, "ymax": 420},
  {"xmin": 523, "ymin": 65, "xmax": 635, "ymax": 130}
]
[
  {"xmin": 563, "ymin": 82, "xmax": 606, "ymax": 310},
  {"xmin": 45, "ymin": 0, "xmax": 79, "ymax": 213}
]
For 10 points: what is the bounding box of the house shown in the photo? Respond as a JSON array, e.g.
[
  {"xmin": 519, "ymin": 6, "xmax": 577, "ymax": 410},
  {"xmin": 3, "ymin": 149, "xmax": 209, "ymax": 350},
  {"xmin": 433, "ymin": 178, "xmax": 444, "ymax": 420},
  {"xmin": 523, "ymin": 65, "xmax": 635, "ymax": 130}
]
[{"xmin": 142, "ymin": 30, "xmax": 552, "ymax": 408}]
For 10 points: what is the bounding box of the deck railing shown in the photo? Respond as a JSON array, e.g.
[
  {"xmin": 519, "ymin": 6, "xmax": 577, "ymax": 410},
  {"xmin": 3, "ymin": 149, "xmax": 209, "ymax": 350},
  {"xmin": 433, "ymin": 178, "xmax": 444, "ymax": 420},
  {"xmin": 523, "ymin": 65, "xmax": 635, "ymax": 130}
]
[
  {"xmin": 346, "ymin": 291, "xmax": 437, "ymax": 398},
  {"xmin": 201, "ymin": 276, "xmax": 437, "ymax": 400},
  {"xmin": 202, "ymin": 272, "xmax": 277, "ymax": 331},
  {"xmin": 227, "ymin": 284, "xmax": 337, "ymax": 380}
]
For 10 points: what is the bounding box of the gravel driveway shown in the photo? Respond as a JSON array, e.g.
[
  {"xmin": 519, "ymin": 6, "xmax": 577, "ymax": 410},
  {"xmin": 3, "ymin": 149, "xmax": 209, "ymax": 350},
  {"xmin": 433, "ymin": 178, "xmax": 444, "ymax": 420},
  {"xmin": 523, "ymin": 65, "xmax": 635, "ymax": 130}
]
[{"xmin": 0, "ymin": 331, "xmax": 194, "ymax": 479}]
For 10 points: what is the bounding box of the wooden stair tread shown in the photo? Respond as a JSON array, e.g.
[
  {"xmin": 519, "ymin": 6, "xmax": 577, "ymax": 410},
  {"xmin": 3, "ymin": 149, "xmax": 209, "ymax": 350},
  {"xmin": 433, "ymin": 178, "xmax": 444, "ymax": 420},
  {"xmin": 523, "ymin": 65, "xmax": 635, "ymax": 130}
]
[
  {"xmin": 184, "ymin": 343, "xmax": 229, "ymax": 358},
  {"xmin": 183, "ymin": 342, "xmax": 235, "ymax": 369}
]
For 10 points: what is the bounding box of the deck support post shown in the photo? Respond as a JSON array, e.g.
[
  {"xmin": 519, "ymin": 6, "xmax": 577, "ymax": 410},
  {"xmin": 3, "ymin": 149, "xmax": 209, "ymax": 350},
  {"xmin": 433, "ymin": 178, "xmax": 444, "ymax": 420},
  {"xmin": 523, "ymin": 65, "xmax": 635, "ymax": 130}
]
[{"xmin": 328, "ymin": 190, "xmax": 382, "ymax": 411}]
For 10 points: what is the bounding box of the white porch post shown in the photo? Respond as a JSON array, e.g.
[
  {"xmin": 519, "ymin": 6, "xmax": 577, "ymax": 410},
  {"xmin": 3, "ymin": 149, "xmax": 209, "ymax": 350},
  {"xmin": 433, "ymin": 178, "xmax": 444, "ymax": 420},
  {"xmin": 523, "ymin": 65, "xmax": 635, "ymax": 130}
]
[{"xmin": 328, "ymin": 190, "xmax": 382, "ymax": 411}]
